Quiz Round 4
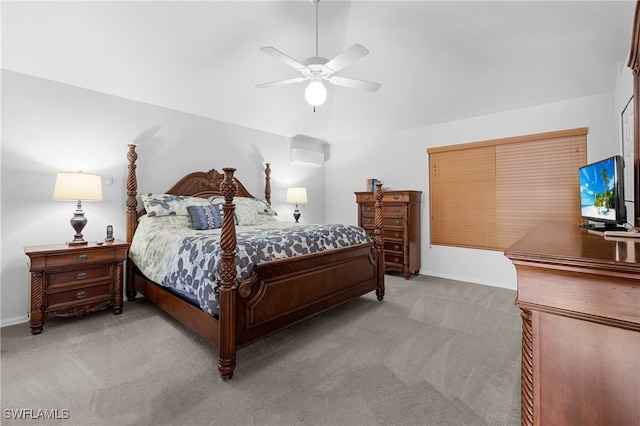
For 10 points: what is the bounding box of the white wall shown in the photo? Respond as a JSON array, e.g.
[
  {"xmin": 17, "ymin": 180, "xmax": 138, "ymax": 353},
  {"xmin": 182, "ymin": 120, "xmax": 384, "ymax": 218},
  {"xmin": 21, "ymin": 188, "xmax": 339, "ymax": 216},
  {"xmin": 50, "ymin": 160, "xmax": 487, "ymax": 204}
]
[
  {"xmin": 325, "ymin": 91, "xmax": 625, "ymax": 290},
  {"xmin": 3, "ymin": 68, "xmax": 634, "ymax": 325},
  {"xmin": 1, "ymin": 70, "xmax": 325, "ymax": 326}
]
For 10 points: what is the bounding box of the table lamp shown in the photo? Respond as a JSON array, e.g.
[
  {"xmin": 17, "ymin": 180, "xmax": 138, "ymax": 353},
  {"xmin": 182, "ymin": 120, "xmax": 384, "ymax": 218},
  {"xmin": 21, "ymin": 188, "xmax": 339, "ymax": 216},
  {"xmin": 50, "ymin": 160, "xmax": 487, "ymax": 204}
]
[
  {"xmin": 53, "ymin": 172, "xmax": 103, "ymax": 245},
  {"xmin": 286, "ymin": 187, "xmax": 308, "ymax": 223}
]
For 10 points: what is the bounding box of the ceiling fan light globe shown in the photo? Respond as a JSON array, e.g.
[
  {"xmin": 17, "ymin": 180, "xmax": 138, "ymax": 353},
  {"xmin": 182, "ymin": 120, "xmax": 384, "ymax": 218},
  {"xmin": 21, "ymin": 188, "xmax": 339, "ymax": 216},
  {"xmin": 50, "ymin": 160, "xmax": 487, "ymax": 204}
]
[{"xmin": 305, "ymin": 80, "xmax": 327, "ymax": 106}]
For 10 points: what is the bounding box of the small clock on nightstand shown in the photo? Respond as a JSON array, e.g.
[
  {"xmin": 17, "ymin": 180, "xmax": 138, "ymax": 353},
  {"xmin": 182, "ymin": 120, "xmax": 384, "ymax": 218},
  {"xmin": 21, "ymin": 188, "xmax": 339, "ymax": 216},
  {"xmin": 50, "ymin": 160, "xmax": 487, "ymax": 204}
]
[{"xmin": 23, "ymin": 240, "xmax": 130, "ymax": 334}]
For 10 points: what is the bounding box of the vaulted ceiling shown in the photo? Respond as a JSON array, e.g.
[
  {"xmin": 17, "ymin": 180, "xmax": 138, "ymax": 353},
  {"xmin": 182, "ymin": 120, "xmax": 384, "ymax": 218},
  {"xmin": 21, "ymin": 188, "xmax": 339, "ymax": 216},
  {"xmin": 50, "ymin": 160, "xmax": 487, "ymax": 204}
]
[{"xmin": 2, "ymin": 1, "xmax": 635, "ymax": 143}]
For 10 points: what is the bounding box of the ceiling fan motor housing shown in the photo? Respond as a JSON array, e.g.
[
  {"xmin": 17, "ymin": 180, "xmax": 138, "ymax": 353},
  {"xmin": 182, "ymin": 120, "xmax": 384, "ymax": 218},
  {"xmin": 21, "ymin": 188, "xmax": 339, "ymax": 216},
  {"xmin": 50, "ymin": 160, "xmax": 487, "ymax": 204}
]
[
  {"xmin": 302, "ymin": 57, "xmax": 333, "ymax": 80},
  {"xmin": 255, "ymin": 0, "xmax": 380, "ymax": 94}
]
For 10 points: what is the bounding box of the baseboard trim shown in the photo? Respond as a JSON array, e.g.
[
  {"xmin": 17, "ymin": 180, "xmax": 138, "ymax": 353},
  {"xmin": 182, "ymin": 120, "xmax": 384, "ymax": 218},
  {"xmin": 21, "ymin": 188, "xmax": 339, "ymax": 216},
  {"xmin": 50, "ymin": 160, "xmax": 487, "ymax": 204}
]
[
  {"xmin": 422, "ymin": 271, "xmax": 516, "ymax": 291},
  {"xmin": 1, "ymin": 315, "xmax": 29, "ymax": 328}
]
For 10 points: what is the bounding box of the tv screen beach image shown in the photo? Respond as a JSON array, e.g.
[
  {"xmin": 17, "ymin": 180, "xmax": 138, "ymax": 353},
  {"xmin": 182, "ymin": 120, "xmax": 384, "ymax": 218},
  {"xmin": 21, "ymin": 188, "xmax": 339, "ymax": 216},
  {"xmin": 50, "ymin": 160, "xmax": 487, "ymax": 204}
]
[{"xmin": 580, "ymin": 158, "xmax": 615, "ymax": 220}]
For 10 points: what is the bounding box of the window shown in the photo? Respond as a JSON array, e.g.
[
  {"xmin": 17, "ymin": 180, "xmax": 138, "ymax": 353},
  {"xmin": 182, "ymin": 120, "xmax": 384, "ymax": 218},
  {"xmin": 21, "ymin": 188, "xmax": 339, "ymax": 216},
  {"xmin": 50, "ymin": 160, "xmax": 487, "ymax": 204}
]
[{"xmin": 428, "ymin": 128, "xmax": 587, "ymax": 250}]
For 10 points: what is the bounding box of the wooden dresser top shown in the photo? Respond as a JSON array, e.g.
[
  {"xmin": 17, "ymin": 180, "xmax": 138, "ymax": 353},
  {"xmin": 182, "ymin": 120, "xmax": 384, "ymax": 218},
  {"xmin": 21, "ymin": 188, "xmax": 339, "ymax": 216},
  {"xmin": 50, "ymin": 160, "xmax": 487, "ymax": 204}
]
[{"xmin": 505, "ymin": 223, "xmax": 640, "ymax": 270}]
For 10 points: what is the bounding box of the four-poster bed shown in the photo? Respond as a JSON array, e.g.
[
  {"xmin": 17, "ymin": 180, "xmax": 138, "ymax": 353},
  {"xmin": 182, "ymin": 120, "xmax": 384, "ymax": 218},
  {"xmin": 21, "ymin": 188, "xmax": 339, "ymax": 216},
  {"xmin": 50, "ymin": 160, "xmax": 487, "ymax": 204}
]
[{"xmin": 124, "ymin": 144, "xmax": 385, "ymax": 380}]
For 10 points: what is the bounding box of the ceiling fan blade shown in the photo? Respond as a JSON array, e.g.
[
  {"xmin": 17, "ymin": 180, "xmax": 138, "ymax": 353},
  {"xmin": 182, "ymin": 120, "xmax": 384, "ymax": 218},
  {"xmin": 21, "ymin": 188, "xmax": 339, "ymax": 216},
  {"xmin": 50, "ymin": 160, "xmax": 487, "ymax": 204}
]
[
  {"xmin": 324, "ymin": 44, "xmax": 370, "ymax": 73},
  {"xmin": 255, "ymin": 77, "xmax": 307, "ymax": 89},
  {"xmin": 260, "ymin": 47, "xmax": 308, "ymax": 72},
  {"xmin": 328, "ymin": 76, "xmax": 381, "ymax": 92}
]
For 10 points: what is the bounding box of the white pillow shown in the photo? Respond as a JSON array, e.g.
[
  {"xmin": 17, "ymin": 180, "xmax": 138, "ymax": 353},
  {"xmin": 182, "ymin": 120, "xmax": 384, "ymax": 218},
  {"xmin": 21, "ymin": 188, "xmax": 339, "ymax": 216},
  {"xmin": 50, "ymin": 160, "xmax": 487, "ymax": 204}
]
[{"xmin": 235, "ymin": 204, "xmax": 262, "ymax": 226}]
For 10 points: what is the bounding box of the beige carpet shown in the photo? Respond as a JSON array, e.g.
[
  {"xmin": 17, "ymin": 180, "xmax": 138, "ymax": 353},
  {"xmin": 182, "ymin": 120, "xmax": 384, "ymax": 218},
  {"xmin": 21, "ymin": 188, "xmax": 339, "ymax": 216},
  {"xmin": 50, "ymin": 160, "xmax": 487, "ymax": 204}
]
[{"xmin": 1, "ymin": 274, "xmax": 521, "ymax": 425}]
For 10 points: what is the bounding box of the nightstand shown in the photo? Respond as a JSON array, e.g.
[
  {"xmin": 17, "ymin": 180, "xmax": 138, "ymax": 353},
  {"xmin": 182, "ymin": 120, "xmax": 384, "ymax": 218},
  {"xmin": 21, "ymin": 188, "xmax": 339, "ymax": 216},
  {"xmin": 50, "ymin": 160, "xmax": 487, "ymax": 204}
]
[{"xmin": 24, "ymin": 241, "xmax": 129, "ymax": 334}]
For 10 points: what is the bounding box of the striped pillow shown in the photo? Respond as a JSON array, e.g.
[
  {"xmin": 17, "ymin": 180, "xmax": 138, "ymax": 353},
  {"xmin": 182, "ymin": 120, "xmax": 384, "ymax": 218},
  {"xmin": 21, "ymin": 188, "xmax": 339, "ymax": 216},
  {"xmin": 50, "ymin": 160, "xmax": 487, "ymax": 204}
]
[{"xmin": 187, "ymin": 205, "xmax": 223, "ymax": 230}]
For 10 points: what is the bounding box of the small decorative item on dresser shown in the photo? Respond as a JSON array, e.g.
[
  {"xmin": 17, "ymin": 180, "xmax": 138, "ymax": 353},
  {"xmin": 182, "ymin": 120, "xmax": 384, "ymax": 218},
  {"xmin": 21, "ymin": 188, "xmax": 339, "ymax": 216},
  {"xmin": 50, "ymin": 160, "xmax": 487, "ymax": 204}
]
[
  {"xmin": 23, "ymin": 240, "xmax": 129, "ymax": 334},
  {"xmin": 355, "ymin": 190, "xmax": 422, "ymax": 279},
  {"xmin": 366, "ymin": 178, "xmax": 381, "ymax": 192},
  {"xmin": 52, "ymin": 171, "xmax": 103, "ymax": 245},
  {"xmin": 105, "ymin": 225, "xmax": 114, "ymax": 242},
  {"xmin": 286, "ymin": 187, "xmax": 308, "ymax": 223}
]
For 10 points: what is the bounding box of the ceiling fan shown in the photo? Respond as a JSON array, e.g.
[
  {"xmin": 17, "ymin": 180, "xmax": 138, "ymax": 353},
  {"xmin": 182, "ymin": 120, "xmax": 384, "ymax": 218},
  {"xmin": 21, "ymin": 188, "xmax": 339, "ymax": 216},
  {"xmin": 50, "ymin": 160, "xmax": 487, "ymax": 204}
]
[{"xmin": 255, "ymin": 0, "xmax": 381, "ymax": 108}]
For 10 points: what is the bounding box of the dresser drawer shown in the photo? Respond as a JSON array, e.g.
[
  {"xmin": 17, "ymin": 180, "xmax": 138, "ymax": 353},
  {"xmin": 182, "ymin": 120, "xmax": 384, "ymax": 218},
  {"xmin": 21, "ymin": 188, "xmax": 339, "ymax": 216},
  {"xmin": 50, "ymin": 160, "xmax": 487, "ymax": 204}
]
[
  {"xmin": 47, "ymin": 282, "xmax": 113, "ymax": 310},
  {"xmin": 362, "ymin": 228, "xmax": 405, "ymax": 241},
  {"xmin": 47, "ymin": 264, "xmax": 112, "ymax": 289},
  {"xmin": 385, "ymin": 252, "xmax": 404, "ymax": 266},
  {"xmin": 383, "ymin": 204, "xmax": 405, "ymax": 217},
  {"xmin": 362, "ymin": 217, "xmax": 405, "ymax": 229},
  {"xmin": 384, "ymin": 240, "xmax": 404, "ymax": 252},
  {"xmin": 361, "ymin": 204, "xmax": 406, "ymax": 217},
  {"xmin": 384, "ymin": 229, "xmax": 404, "ymax": 240},
  {"xmin": 356, "ymin": 192, "xmax": 417, "ymax": 204}
]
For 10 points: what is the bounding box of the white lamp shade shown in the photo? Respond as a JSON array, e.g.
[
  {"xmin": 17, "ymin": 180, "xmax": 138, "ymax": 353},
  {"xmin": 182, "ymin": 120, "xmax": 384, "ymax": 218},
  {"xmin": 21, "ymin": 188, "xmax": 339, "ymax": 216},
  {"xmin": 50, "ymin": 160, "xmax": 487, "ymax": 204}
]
[
  {"xmin": 286, "ymin": 187, "xmax": 308, "ymax": 204},
  {"xmin": 304, "ymin": 80, "xmax": 327, "ymax": 107},
  {"xmin": 53, "ymin": 172, "xmax": 103, "ymax": 201}
]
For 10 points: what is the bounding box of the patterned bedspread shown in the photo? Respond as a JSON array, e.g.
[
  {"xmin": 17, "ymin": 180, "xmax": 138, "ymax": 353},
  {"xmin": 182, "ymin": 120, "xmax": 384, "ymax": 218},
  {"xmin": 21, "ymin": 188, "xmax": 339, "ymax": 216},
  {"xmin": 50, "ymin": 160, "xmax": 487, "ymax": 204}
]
[{"xmin": 129, "ymin": 215, "xmax": 372, "ymax": 316}]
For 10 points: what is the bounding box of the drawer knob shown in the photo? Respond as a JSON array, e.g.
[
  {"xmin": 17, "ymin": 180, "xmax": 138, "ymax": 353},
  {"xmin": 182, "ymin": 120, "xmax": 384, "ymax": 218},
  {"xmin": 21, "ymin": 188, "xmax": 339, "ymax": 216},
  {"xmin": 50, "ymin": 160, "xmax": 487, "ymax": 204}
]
[
  {"xmin": 394, "ymin": 208, "xmax": 400, "ymax": 213},
  {"xmin": 394, "ymin": 245, "xmax": 400, "ymax": 250},
  {"xmin": 394, "ymin": 257, "xmax": 400, "ymax": 263},
  {"xmin": 394, "ymin": 220, "xmax": 400, "ymax": 225},
  {"xmin": 75, "ymin": 272, "xmax": 88, "ymax": 280},
  {"xmin": 394, "ymin": 233, "xmax": 400, "ymax": 238},
  {"xmin": 393, "ymin": 195, "xmax": 399, "ymax": 200},
  {"xmin": 75, "ymin": 291, "xmax": 88, "ymax": 299},
  {"xmin": 77, "ymin": 254, "xmax": 89, "ymax": 261},
  {"xmin": 365, "ymin": 207, "xmax": 372, "ymax": 213},
  {"xmin": 365, "ymin": 219, "xmax": 372, "ymax": 224},
  {"xmin": 365, "ymin": 196, "xmax": 370, "ymax": 201}
]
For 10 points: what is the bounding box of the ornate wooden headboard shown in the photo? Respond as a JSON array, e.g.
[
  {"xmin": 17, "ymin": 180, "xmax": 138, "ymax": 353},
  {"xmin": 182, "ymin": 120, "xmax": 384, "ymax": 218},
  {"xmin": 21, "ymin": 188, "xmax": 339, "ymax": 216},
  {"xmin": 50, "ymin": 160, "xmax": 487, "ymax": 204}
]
[
  {"xmin": 125, "ymin": 144, "xmax": 272, "ymax": 242},
  {"xmin": 163, "ymin": 169, "xmax": 257, "ymax": 199}
]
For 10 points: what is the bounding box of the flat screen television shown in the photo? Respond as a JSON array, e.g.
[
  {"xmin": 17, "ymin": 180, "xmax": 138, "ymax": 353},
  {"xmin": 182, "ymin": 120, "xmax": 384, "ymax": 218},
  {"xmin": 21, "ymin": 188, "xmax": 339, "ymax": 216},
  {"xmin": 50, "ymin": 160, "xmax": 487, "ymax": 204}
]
[{"xmin": 579, "ymin": 155, "xmax": 627, "ymax": 230}]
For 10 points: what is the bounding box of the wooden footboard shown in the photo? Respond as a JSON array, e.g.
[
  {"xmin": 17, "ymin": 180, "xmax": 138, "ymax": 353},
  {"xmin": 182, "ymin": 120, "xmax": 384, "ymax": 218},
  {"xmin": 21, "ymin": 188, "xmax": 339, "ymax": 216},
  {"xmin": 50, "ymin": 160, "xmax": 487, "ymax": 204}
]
[
  {"xmin": 125, "ymin": 144, "xmax": 384, "ymax": 381},
  {"xmin": 235, "ymin": 243, "xmax": 381, "ymax": 347}
]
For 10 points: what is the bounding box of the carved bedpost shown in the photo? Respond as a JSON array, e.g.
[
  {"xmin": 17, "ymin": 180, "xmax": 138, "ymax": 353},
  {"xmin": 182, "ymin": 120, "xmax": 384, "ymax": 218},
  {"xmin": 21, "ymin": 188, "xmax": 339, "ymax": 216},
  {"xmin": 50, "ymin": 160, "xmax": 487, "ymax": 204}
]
[
  {"xmin": 126, "ymin": 144, "xmax": 138, "ymax": 302},
  {"xmin": 264, "ymin": 163, "xmax": 271, "ymax": 205},
  {"xmin": 126, "ymin": 144, "xmax": 138, "ymax": 243},
  {"xmin": 374, "ymin": 182, "xmax": 385, "ymax": 301},
  {"xmin": 218, "ymin": 168, "xmax": 238, "ymax": 381}
]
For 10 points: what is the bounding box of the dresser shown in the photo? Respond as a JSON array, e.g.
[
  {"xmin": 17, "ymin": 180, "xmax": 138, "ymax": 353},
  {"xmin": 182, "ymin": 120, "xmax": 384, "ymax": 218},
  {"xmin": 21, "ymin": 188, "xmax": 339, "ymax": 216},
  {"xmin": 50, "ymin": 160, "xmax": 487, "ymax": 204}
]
[
  {"xmin": 355, "ymin": 190, "xmax": 421, "ymax": 279},
  {"xmin": 505, "ymin": 224, "xmax": 640, "ymax": 426},
  {"xmin": 24, "ymin": 241, "xmax": 129, "ymax": 334}
]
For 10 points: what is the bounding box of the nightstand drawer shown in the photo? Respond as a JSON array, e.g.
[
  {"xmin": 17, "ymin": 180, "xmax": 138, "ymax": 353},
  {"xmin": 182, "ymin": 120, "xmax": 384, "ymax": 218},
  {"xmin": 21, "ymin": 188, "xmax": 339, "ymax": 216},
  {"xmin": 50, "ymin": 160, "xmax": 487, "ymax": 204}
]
[
  {"xmin": 46, "ymin": 249, "xmax": 116, "ymax": 269},
  {"xmin": 48, "ymin": 265, "xmax": 112, "ymax": 289},
  {"xmin": 47, "ymin": 282, "xmax": 113, "ymax": 310}
]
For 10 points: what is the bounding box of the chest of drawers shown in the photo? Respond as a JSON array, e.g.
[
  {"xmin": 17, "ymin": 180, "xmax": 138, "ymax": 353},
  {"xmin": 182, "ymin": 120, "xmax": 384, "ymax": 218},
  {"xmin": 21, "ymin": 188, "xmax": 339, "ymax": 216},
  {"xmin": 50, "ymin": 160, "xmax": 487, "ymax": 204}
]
[
  {"xmin": 355, "ymin": 190, "xmax": 422, "ymax": 279},
  {"xmin": 24, "ymin": 241, "xmax": 129, "ymax": 334}
]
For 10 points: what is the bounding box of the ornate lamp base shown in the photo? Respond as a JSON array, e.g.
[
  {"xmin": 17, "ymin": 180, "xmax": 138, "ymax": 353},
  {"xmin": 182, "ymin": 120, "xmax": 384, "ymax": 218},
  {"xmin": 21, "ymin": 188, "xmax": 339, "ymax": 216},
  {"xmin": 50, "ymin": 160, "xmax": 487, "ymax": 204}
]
[
  {"xmin": 68, "ymin": 202, "xmax": 88, "ymax": 245},
  {"xmin": 293, "ymin": 204, "xmax": 301, "ymax": 223}
]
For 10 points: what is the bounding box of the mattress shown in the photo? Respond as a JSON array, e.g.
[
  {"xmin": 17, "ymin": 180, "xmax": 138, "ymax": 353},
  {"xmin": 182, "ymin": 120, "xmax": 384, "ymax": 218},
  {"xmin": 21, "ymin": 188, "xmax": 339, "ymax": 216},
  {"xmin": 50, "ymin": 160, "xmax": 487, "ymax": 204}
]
[{"xmin": 129, "ymin": 215, "xmax": 372, "ymax": 316}]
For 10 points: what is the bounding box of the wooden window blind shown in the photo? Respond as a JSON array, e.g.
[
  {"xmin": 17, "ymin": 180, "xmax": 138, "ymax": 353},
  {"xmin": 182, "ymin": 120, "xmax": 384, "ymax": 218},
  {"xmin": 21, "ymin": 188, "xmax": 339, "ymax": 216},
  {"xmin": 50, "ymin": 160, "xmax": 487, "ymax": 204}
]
[{"xmin": 428, "ymin": 128, "xmax": 587, "ymax": 251}]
